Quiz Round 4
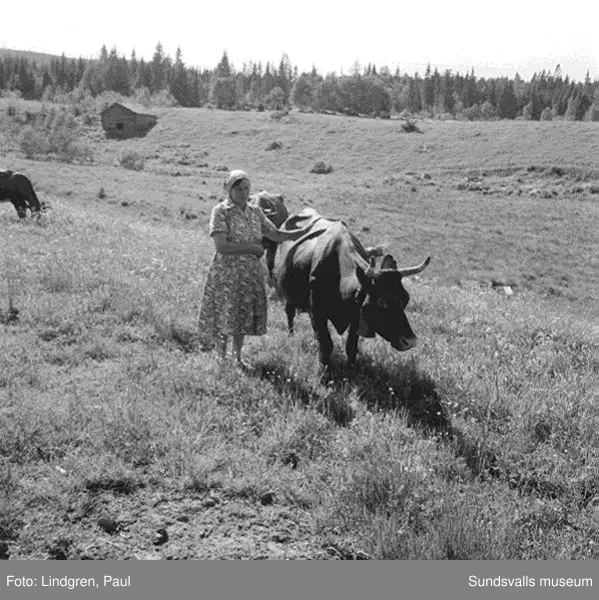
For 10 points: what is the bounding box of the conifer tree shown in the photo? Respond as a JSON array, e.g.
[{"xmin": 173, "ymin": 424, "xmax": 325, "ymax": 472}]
[
  {"xmin": 171, "ymin": 47, "xmax": 191, "ymax": 105},
  {"xmin": 498, "ymin": 80, "xmax": 518, "ymax": 118},
  {"xmin": 277, "ymin": 53, "xmax": 292, "ymax": 105},
  {"xmin": 215, "ymin": 51, "xmax": 232, "ymax": 78},
  {"xmin": 291, "ymin": 73, "xmax": 316, "ymax": 110},
  {"xmin": 151, "ymin": 42, "xmax": 167, "ymax": 92},
  {"xmin": 422, "ymin": 63, "xmax": 435, "ymax": 109}
]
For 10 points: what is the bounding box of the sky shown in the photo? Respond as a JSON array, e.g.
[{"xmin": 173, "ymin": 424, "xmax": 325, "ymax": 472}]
[{"xmin": 2, "ymin": 0, "xmax": 598, "ymax": 82}]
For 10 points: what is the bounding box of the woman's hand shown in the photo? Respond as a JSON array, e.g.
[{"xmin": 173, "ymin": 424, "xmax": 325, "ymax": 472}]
[{"xmin": 213, "ymin": 233, "xmax": 264, "ymax": 257}]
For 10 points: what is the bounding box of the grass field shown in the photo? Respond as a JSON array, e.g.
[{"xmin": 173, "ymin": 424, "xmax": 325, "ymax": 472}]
[{"xmin": 1, "ymin": 107, "xmax": 598, "ymax": 559}]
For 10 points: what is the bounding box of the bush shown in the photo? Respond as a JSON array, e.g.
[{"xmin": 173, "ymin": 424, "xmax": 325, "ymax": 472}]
[
  {"xmin": 310, "ymin": 161, "xmax": 333, "ymax": 174},
  {"xmin": 540, "ymin": 107, "xmax": 553, "ymax": 121},
  {"xmin": 265, "ymin": 140, "xmax": 283, "ymax": 151},
  {"xmin": 265, "ymin": 87, "xmax": 286, "ymax": 111},
  {"xmin": 522, "ymin": 103, "xmax": 533, "ymax": 121},
  {"xmin": 48, "ymin": 112, "xmax": 79, "ymax": 153},
  {"xmin": 147, "ymin": 89, "xmax": 178, "ymax": 108},
  {"xmin": 17, "ymin": 108, "xmax": 93, "ymax": 163},
  {"xmin": 270, "ymin": 109, "xmax": 289, "ymax": 121},
  {"xmin": 20, "ymin": 126, "xmax": 50, "ymax": 157},
  {"xmin": 61, "ymin": 140, "xmax": 93, "ymax": 164},
  {"xmin": 480, "ymin": 101, "xmax": 497, "ymax": 120},
  {"xmin": 401, "ymin": 118, "xmax": 421, "ymax": 133},
  {"xmin": 119, "ymin": 152, "xmax": 145, "ymax": 171},
  {"xmin": 209, "ymin": 77, "xmax": 238, "ymax": 110},
  {"xmin": 462, "ymin": 104, "xmax": 482, "ymax": 121}
]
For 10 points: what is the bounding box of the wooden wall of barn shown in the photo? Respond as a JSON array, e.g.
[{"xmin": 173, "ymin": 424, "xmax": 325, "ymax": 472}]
[{"xmin": 101, "ymin": 105, "xmax": 157, "ymax": 138}]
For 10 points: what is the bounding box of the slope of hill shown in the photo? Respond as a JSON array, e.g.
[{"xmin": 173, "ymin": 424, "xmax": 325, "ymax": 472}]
[{"xmin": 0, "ymin": 47, "xmax": 79, "ymax": 66}]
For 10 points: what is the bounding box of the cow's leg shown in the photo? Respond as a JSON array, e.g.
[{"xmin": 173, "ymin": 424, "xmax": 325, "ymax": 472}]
[
  {"xmin": 26, "ymin": 184, "xmax": 42, "ymax": 213},
  {"xmin": 346, "ymin": 319, "xmax": 360, "ymax": 365},
  {"xmin": 285, "ymin": 302, "xmax": 296, "ymax": 334},
  {"xmin": 310, "ymin": 308, "xmax": 333, "ymax": 370},
  {"xmin": 11, "ymin": 200, "xmax": 27, "ymax": 219}
]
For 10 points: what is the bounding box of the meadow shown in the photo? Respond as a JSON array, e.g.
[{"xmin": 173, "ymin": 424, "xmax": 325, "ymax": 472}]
[{"xmin": 1, "ymin": 105, "xmax": 598, "ymax": 559}]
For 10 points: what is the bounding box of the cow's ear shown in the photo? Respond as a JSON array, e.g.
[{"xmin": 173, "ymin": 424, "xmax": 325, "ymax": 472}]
[
  {"xmin": 356, "ymin": 265, "xmax": 374, "ymax": 292},
  {"xmin": 381, "ymin": 254, "xmax": 398, "ymax": 270},
  {"xmin": 365, "ymin": 245, "xmax": 384, "ymax": 260}
]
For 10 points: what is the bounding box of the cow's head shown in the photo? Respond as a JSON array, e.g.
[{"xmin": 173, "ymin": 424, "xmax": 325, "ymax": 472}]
[
  {"xmin": 251, "ymin": 191, "xmax": 288, "ymax": 227},
  {"xmin": 356, "ymin": 254, "xmax": 430, "ymax": 351},
  {"xmin": 251, "ymin": 191, "xmax": 289, "ymax": 280}
]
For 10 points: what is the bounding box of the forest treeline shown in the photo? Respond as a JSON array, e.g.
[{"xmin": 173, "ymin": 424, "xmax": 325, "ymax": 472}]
[{"xmin": 1, "ymin": 43, "xmax": 598, "ymax": 121}]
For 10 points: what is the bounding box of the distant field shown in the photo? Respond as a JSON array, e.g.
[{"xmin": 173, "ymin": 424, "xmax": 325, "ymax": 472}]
[
  {"xmin": 1, "ymin": 107, "xmax": 598, "ymax": 559},
  {"xmin": 5, "ymin": 107, "xmax": 599, "ymax": 312}
]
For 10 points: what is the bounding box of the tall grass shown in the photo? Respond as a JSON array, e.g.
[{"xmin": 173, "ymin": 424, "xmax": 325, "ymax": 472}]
[{"xmin": 0, "ymin": 109, "xmax": 598, "ymax": 559}]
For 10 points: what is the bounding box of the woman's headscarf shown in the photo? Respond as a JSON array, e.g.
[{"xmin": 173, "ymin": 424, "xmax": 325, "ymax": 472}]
[{"xmin": 224, "ymin": 169, "xmax": 250, "ymax": 194}]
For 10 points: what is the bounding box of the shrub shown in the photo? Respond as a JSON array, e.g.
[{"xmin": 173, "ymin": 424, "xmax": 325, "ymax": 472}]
[
  {"xmin": 310, "ymin": 161, "xmax": 333, "ymax": 174},
  {"xmin": 48, "ymin": 112, "xmax": 79, "ymax": 153},
  {"xmin": 119, "ymin": 152, "xmax": 145, "ymax": 171},
  {"xmin": 148, "ymin": 89, "xmax": 178, "ymax": 108},
  {"xmin": 522, "ymin": 102, "xmax": 533, "ymax": 121},
  {"xmin": 270, "ymin": 109, "xmax": 289, "ymax": 121},
  {"xmin": 401, "ymin": 118, "xmax": 421, "ymax": 133},
  {"xmin": 61, "ymin": 140, "xmax": 93, "ymax": 164},
  {"xmin": 540, "ymin": 107, "xmax": 553, "ymax": 121},
  {"xmin": 265, "ymin": 140, "xmax": 283, "ymax": 151},
  {"xmin": 265, "ymin": 87, "xmax": 285, "ymax": 111},
  {"xmin": 20, "ymin": 126, "xmax": 50, "ymax": 157},
  {"xmin": 15, "ymin": 105, "xmax": 93, "ymax": 163},
  {"xmin": 209, "ymin": 77, "xmax": 238, "ymax": 110},
  {"xmin": 480, "ymin": 101, "xmax": 497, "ymax": 120},
  {"xmin": 462, "ymin": 103, "xmax": 482, "ymax": 121}
]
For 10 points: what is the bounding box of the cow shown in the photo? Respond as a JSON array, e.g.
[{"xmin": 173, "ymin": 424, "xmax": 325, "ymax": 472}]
[
  {"xmin": 250, "ymin": 191, "xmax": 289, "ymax": 280},
  {"xmin": 0, "ymin": 170, "xmax": 42, "ymax": 218},
  {"xmin": 272, "ymin": 208, "xmax": 430, "ymax": 369}
]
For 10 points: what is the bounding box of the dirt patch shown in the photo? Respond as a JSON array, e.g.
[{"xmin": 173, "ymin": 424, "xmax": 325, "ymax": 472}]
[
  {"xmin": 453, "ymin": 166, "xmax": 598, "ymax": 198},
  {"xmin": 6, "ymin": 487, "xmax": 334, "ymax": 560}
]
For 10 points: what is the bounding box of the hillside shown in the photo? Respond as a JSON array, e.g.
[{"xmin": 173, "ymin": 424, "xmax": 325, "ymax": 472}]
[
  {"xmin": 5, "ymin": 106, "xmax": 598, "ymax": 313},
  {"xmin": 0, "ymin": 47, "xmax": 78, "ymax": 66},
  {"xmin": 0, "ymin": 106, "xmax": 598, "ymax": 559}
]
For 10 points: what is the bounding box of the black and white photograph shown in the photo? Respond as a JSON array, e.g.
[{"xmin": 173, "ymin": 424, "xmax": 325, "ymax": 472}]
[{"xmin": 1, "ymin": 0, "xmax": 597, "ymax": 583}]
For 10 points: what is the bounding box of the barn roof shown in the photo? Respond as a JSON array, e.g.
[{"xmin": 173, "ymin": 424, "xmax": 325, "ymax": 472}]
[{"xmin": 100, "ymin": 102, "xmax": 157, "ymax": 117}]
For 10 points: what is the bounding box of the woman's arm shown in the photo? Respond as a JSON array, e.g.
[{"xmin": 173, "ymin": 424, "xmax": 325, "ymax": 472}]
[
  {"xmin": 212, "ymin": 233, "xmax": 264, "ymax": 257},
  {"xmin": 264, "ymin": 228, "xmax": 307, "ymax": 243},
  {"xmin": 257, "ymin": 207, "xmax": 308, "ymax": 243}
]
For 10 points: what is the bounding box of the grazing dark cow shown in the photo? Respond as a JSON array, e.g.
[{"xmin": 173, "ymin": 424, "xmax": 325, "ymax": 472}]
[
  {"xmin": 0, "ymin": 170, "xmax": 42, "ymax": 218},
  {"xmin": 272, "ymin": 208, "xmax": 430, "ymax": 368},
  {"xmin": 250, "ymin": 191, "xmax": 289, "ymax": 279}
]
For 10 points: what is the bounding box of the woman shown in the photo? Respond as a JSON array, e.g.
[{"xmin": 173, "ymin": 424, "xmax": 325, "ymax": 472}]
[{"xmin": 198, "ymin": 169, "xmax": 305, "ymax": 367}]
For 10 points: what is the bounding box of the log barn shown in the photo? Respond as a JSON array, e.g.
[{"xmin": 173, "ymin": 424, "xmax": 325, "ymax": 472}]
[{"xmin": 100, "ymin": 102, "xmax": 158, "ymax": 138}]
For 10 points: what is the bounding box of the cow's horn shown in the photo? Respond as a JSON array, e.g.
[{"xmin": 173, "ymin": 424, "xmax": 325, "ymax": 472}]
[{"xmin": 398, "ymin": 256, "xmax": 431, "ymax": 278}]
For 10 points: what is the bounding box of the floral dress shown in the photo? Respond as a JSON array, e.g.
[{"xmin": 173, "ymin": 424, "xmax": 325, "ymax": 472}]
[{"xmin": 198, "ymin": 199, "xmax": 277, "ymax": 343}]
